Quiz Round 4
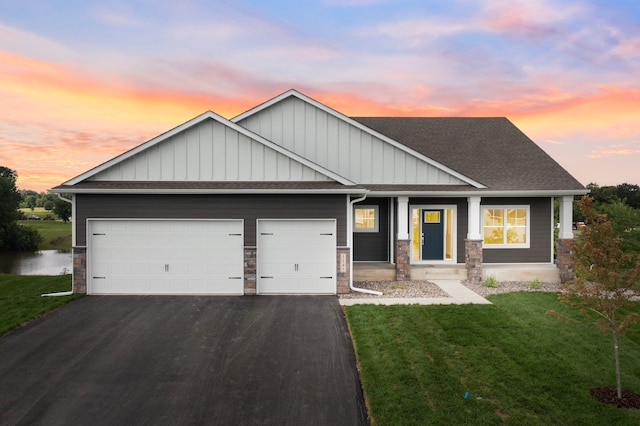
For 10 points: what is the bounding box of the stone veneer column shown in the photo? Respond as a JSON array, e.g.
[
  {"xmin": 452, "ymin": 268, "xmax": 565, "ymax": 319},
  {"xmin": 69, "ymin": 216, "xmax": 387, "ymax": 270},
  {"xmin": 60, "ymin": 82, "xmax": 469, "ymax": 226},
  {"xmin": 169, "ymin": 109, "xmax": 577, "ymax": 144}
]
[
  {"xmin": 244, "ymin": 247, "xmax": 257, "ymax": 295},
  {"xmin": 395, "ymin": 240, "xmax": 411, "ymax": 281},
  {"xmin": 73, "ymin": 247, "xmax": 87, "ymax": 293},
  {"xmin": 556, "ymin": 238, "xmax": 575, "ymax": 283},
  {"xmin": 465, "ymin": 239, "xmax": 483, "ymax": 283},
  {"xmin": 336, "ymin": 248, "xmax": 350, "ymax": 294}
]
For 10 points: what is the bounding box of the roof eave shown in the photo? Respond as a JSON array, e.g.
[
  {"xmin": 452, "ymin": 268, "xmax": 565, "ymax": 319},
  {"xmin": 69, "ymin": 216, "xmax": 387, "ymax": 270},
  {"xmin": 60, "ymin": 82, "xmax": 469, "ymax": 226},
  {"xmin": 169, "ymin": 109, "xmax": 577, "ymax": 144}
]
[{"xmin": 365, "ymin": 189, "xmax": 590, "ymax": 197}]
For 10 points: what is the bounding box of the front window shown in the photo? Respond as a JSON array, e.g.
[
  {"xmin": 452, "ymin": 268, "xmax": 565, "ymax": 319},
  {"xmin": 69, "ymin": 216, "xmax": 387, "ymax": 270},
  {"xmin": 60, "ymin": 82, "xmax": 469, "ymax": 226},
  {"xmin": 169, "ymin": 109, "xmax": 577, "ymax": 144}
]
[
  {"xmin": 354, "ymin": 206, "xmax": 379, "ymax": 232},
  {"xmin": 483, "ymin": 206, "xmax": 529, "ymax": 248}
]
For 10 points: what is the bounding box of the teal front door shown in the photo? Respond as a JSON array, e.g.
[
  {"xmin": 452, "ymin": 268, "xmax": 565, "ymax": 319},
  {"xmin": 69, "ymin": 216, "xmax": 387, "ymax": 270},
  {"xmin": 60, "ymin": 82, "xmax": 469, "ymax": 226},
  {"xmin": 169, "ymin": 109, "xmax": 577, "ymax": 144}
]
[{"xmin": 421, "ymin": 209, "xmax": 444, "ymax": 260}]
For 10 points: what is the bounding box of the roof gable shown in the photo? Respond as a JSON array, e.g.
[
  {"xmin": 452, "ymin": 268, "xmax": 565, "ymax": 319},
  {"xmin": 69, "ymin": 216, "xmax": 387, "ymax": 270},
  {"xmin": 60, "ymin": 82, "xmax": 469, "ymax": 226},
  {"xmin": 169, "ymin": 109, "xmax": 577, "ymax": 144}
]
[
  {"xmin": 233, "ymin": 90, "xmax": 483, "ymax": 188},
  {"xmin": 64, "ymin": 111, "xmax": 355, "ymax": 187},
  {"xmin": 353, "ymin": 117, "xmax": 585, "ymax": 191}
]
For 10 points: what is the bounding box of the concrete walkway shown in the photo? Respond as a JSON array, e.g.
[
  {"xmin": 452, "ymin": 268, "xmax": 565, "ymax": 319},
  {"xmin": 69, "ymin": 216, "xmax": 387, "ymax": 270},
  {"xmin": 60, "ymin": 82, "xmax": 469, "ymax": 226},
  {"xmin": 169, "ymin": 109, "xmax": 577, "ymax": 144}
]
[{"xmin": 339, "ymin": 280, "xmax": 492, "ymax": 306}]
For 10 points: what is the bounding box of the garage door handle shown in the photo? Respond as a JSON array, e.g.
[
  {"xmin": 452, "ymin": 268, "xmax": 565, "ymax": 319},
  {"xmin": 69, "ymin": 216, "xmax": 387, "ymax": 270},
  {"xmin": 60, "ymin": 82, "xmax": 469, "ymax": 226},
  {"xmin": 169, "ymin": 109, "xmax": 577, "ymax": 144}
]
[
  {"xmin": 260, "ymin": 233, "xmax": 273, "ymax": 235},
  {"xmin": 320, "ymin": 233, "xmax": 333, "ymax": 236},
  {"xmin": 93, "ymin": 233, "xmax": 106, "ymax": 236},
  {"xmin": 93, "ymin": 276, "xmax": 106, "ymax": 279},
  {"xmin": 261, "ymin": 276, "xmax": 273, "ymax": 279},
  {"xmin": 320, "ymin": 276, "xmax": 333, "ymax": 279},
  {"xmin": 228, "ymin": 233, "xmax": 242, "ymax": 236},
  {"xmin": 228, "ymin": 276, "xmax": 242, "ymax": 279}
]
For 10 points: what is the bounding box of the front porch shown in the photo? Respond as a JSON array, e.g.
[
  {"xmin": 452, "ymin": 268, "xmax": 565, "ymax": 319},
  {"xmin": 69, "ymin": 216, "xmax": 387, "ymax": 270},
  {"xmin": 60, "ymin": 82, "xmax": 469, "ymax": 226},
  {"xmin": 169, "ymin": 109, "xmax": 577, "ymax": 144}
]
[{"xmin": 353, "ymin": 262, "xmax": 561, "ymax": 283}]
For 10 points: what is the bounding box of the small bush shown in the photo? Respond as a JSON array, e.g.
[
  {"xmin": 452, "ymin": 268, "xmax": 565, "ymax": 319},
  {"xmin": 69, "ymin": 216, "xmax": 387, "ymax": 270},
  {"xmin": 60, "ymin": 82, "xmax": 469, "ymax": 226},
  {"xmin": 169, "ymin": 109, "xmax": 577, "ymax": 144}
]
[
  {"xmin": 483, "ymin": 275, "xmax": 498, "ymax": 288},
  {"xmin": 527, "ymin": 278, "xmax": 542, "ymax": 289}
]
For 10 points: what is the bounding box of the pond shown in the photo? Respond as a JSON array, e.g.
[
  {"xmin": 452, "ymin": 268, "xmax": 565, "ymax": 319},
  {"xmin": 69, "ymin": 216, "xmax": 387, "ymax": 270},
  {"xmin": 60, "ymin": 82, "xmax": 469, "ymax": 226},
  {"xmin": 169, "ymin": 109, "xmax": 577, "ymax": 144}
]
[{"xmin": 0, "ymin": 250, "xmax": 72, "ymax": 275}]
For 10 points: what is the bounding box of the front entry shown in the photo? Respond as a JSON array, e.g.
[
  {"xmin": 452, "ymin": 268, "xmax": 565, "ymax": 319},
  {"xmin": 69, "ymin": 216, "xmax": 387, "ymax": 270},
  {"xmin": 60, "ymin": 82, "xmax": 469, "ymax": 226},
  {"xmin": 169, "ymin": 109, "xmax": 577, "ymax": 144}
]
[{"xmin": 421, "ymin": 209, "xmax": 444, "ymax": 260}]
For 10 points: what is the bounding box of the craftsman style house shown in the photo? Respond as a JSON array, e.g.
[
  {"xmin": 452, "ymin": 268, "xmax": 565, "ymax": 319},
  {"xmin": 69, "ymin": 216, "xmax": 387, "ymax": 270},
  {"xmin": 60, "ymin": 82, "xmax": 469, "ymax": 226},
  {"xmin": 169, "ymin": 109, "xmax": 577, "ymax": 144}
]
[{"xmin": 52, "ymin": 89, "xmax": 587, "ymax": 295}]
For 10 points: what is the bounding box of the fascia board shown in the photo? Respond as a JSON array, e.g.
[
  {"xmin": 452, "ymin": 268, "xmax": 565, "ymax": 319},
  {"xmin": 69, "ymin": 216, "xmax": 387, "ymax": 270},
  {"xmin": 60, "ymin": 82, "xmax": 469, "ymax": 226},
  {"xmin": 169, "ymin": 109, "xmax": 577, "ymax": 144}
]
[
  {"xmin": 366, "ymin": 189, "xmax": 589, "ymax": 197},
  {"xmin": 64, "ymin": 109, "xmax": 356, "ymax": 187},
  {"xmin": 232, "ymin": 89, "xmax": 486, "ymax": 189},
  {"xmin": 49, "ymin": 187, "xmax": 365, "ymax": 195}
]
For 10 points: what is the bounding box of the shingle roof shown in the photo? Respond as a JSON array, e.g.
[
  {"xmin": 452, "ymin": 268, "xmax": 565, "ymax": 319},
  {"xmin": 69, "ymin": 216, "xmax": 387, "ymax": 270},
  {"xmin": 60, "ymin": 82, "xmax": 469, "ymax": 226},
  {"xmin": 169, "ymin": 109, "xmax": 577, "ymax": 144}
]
[{"xmin": 352, "ymin": 117, "xmax": 585, "ymax": 191}]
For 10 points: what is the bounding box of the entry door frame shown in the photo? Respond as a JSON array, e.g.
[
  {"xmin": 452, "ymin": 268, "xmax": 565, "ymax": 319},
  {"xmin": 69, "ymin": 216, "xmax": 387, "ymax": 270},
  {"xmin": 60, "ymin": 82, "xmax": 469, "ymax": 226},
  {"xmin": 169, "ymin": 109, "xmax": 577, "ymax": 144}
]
[{"xmin": 410, "ymin": 204, "xmax": 457, "ymax": 264}]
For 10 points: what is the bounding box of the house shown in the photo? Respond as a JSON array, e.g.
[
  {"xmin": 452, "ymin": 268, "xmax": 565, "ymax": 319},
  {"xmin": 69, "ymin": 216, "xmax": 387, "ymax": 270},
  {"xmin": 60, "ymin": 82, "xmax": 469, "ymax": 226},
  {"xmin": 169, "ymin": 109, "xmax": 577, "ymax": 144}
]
[{"xmin": 51, "ymin": 89, "xmax": 587, "ymax": 295}]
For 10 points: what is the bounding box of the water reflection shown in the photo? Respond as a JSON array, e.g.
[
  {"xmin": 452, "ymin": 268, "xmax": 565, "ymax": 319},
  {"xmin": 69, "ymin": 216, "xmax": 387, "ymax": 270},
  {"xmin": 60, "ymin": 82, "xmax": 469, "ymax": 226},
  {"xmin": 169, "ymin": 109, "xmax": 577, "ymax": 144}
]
[{"xmin": 0, "ymin": 250, "xmax": 72, "ymax": 275}]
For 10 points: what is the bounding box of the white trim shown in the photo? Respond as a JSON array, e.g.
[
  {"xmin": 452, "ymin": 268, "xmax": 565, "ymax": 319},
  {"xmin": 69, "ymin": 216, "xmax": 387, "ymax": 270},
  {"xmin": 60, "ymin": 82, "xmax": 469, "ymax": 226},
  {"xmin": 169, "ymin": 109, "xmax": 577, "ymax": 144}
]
[
  {"xmin": 63, "ymin": 110, "xmax": 356, "ymax": 187},
  {"xmin": 409, "ymin": 204, "xmax": 458, "ymax": 264},
  {"xmin": 482, "ymin": 205, "xmax": 531, "ymax": 249},
  {"xmin": 353, "ymin": 205, "xmax": 379, "ymax": 233},
  {"xmin": 231, "ymin": 89, "xmax": 485, "ymax": 189},
  {"xmin": 51, "ymin": 187, "xmax": 363, "ymax": 195},
  {"xmin": 365, "ymin": 189, "xmax": 589, "ymax": 197}
]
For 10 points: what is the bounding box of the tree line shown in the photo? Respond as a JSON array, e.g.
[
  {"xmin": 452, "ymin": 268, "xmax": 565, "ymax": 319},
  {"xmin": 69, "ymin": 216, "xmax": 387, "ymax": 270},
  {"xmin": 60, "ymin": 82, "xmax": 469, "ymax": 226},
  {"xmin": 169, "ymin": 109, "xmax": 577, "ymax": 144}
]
[
  {"xmin": 0, "ymin": 166, "xmax": 71, "ymax": 252},
  {"xmin": 575, "ymin": 183, "xmax": 640, "ymax": 255}
]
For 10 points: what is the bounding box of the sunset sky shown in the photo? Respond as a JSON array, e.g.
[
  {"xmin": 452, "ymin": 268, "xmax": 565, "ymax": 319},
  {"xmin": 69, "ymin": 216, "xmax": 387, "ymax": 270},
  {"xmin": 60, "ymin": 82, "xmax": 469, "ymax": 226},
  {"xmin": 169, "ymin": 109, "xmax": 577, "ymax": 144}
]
[{"xmin": 1, "ymin": 0, "xmax": 639, "ymax": 192}]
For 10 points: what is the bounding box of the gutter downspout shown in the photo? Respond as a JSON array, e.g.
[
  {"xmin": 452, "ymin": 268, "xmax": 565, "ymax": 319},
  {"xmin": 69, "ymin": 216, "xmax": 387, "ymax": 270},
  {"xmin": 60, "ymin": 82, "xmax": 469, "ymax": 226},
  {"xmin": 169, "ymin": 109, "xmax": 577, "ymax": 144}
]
[
  {"xmin": 349, "ymin": 194, "xmax": 383, "ymax": 296},
  {"xmin": 42, "ymin": 194, "xmax": 74, "ymax": 297}
]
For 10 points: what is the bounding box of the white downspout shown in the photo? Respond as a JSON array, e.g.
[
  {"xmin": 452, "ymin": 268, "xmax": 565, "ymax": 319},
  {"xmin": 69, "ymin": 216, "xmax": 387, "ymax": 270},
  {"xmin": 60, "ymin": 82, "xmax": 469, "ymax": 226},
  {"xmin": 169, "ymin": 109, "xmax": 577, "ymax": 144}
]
[
  {"xmin": 349, "ymin": 194, "xmax": 383, "ymax": 296},
  {"xmin": 42, "ymin": 194, "xmax": 74, "ymax": 297}
]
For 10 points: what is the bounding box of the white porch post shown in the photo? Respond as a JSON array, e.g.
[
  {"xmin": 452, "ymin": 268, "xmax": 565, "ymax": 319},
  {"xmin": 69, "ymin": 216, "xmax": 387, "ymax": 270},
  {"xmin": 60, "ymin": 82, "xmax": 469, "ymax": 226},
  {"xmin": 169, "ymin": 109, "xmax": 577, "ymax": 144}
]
[
  {"xmin": 395, "ymin": 196, "xmax": 410, "ymax": 280},
  {"xmin": 396, "ymin": 196, "xmax": 409, "ymax": 240},
  {"xmin": 467, "ymin": 196, "xmax": 482, "ymax": 240},
  {"xmin": 558, "ymin": 195, "xmax": 574, "ymax": 239}
]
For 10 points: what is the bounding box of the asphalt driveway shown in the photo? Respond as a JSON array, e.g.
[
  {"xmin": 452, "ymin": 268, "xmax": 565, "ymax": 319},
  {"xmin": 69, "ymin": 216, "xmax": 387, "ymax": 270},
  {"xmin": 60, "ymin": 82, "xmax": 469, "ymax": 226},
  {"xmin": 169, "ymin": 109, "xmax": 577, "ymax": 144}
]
[{"xmin": 0, "ymin": 296, "xmax": 369, "ymax": 425}]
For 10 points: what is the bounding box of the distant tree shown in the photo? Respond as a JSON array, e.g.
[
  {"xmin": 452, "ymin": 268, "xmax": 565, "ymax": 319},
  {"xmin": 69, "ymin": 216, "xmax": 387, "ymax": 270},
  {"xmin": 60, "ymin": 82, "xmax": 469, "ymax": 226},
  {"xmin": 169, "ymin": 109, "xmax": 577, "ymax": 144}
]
[
  {"xmin": 26, "ymin": 195, "xmax": 36, "ymax": 211},
  {"xmin": 43, "ymin": 200, "xmax": 54, "ymax": 211},
  {"xmin": 616, "ymin": 183, "xmax": 640, "ymax": 209},
  {"xmin": 560, "ymin": 196, "xmax": 640, "ymax": 399},
  {"xmin": 599, "ymin": 200, "xmax": 640, "ymax": 254},
  {"xmin": 53, "ymin": 197, "xmax": 72, "ymax": 223},
  {"xmin": 0, "ymin": 166, "xmax": 42, "ymax": 251}
]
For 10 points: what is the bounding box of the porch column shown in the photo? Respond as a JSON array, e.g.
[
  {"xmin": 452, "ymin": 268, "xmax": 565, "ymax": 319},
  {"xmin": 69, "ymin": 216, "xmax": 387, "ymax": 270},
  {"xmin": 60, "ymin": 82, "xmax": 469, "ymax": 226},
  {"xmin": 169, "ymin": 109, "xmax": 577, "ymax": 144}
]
[
  {"xmin": 557, "ymin": 195, "xmax": 575, "ymax": 282},
  {"xmin": 558, "ymin": 196, "xmax": 574, "ymax": 239},
  {"xmin": 395, "ymin": 196, "xmax": 410, "ymax": 280},
  {"xmin": 465, "ymin": 196, "xmax": 483, "ymax": 283},
  {"xmin": 467, "ymin": 196, "xmax": 482, "ymax": 240}
]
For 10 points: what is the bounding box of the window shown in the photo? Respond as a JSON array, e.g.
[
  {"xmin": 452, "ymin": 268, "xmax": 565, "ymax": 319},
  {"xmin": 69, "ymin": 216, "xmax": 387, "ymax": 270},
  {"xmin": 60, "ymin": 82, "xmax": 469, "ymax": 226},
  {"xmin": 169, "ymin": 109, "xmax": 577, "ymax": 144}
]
[
  {"xmin": 483, "ymin": 206, "xmax": 529, "ymax": 248},
  {"xmin": 354, "ymin": 206, "xmax": 379, "ymax": 232}
]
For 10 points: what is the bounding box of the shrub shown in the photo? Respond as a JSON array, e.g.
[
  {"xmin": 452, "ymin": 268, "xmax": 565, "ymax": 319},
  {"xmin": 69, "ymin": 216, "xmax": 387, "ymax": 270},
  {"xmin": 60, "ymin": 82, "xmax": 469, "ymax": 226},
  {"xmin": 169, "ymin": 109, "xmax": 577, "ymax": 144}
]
[{"xmin": 483, "ymin": 275, "xmax": 498, "ymax": 288}]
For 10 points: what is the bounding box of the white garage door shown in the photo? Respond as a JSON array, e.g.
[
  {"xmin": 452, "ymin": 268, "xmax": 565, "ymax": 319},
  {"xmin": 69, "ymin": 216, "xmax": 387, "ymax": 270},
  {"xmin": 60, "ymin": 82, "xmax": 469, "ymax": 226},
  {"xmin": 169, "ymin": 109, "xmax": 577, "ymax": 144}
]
[
  {"xmin": 88, "ymin": 220, "xmax": 244, "ymax": 295},
  {"xmin": 257, "ymin": 219, "xmax": 336, "ymax": 295}
]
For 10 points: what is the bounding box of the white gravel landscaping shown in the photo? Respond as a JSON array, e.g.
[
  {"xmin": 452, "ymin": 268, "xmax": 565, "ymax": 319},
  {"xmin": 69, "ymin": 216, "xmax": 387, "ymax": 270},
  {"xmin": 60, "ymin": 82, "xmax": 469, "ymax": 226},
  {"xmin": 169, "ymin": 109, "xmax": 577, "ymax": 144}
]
[{"xmin": 340, "ymin": 280, "xmax": 562, "ymax": 299}]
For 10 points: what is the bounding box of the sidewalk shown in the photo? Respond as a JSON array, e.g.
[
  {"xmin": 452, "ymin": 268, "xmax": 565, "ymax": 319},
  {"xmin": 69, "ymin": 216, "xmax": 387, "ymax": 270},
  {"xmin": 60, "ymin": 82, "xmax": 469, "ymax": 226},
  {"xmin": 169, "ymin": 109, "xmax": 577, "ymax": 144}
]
[{"xmin": 339, "ymin": 280, "xmax": 492, "ymax": 306}]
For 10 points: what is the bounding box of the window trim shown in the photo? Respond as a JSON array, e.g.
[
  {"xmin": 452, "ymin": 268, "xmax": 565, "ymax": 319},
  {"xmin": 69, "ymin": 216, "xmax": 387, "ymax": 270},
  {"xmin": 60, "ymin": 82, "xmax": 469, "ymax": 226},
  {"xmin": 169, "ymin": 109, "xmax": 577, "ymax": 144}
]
[
  {"xmin": 354, "ymin": 205, "xmax": 379, "ymax": 233},
  {"xmin": 482, "ymin": 205, "xmax": 530, "ymax": 249}
]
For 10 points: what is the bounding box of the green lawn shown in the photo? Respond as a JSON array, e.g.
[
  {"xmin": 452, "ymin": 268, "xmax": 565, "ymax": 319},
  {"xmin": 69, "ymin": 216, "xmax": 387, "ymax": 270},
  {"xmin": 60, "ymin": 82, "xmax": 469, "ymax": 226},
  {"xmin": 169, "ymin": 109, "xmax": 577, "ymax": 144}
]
[
  {"xmin": 0, "ymin": 274, "xmax": 81, "ymax": 336},
  {"xmin": 345, "ymin": 292, "xmax": 640, "ymax": 425},
  {"xmin": 17, "ymin": 219, "xmax": 72, "ymax": 251}
]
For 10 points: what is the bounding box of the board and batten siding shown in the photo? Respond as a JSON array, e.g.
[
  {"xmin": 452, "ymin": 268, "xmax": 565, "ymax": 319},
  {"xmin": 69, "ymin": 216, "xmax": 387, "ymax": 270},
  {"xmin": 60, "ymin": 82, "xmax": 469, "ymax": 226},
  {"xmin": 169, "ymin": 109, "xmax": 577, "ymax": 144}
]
[
  {"xmin": 236, "ymin": 96, "xmax": 466, "ymax": 185},
  {"xmin": 89, "ymin": 118, "xmax": 332, "ymax": 182},
  {"xmin": 74, "ymin": 194, "xmax": 347, "ymax": 247},
  {"xmin": 481, "ymin": 197, "xmax": 552, "ymax": 263}
]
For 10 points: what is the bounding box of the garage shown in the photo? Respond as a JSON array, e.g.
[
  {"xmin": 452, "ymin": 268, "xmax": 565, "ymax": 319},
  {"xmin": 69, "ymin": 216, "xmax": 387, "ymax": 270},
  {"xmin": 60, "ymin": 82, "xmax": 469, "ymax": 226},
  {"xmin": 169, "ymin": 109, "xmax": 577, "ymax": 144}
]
[
  {"xmin": 257, "ymin": 219, "xmax": 336, "ymax": 294},
  {"xmin": 88, "ymin": 219, "xmax": 244, "ymax": 295}
]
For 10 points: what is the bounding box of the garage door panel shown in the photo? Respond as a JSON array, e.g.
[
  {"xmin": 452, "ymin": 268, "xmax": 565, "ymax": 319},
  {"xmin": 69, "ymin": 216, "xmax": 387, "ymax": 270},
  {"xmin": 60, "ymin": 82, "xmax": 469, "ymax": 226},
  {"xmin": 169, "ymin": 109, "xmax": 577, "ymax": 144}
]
[
  {"xmin": 89, "ymin": 220, "xmax": 244, "ymax": 295},
  {"xmin": 257, "ymin": 220, "xmax": 336, "ymax": 295}
]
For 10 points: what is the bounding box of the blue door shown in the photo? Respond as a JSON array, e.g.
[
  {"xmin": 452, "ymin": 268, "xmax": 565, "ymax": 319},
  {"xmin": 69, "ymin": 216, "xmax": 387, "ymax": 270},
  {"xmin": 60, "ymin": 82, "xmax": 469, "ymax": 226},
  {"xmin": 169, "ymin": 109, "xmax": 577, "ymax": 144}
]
[{"xmin": 421, "ymin": 209, "xmax": 444, "ymax": 260}]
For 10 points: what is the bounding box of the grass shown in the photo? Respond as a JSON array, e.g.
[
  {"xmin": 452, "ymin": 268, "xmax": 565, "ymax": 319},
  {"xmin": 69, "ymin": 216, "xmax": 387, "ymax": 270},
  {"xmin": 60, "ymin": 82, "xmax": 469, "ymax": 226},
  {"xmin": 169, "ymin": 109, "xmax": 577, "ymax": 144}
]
[
  {"xmin": 0, "ymin": 274, "xmax": 81, "ymax": 337},
  {"xmin": 345, "ymin": 292, "xmax": 640, "ymax": 425},
  {"xmin": 17, "ymin": 219, "xmax": 72, "ymax": 251}
]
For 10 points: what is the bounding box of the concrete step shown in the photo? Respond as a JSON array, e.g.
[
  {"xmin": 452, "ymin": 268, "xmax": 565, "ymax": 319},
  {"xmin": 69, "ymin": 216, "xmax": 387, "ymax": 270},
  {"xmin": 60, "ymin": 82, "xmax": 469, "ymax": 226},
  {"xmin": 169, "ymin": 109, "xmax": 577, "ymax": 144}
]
[{"xmin": 410, "ymin": 266, "xmax": 467, "ymax": 281}]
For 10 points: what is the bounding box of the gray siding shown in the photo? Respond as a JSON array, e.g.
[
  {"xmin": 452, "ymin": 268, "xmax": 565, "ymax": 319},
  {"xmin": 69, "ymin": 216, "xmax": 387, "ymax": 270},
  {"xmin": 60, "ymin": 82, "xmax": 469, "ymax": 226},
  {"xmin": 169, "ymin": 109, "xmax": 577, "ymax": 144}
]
[
  {"xmin": 75, "ymin": 194, "xmax": 347, "ymax": 247},
  {"xmin": 481, "ymin": 197, "xmax": 552, "ymax": 263},
  {"xmin": 353, "ymin": 198, "xmax": 389, "ymax": 261}
]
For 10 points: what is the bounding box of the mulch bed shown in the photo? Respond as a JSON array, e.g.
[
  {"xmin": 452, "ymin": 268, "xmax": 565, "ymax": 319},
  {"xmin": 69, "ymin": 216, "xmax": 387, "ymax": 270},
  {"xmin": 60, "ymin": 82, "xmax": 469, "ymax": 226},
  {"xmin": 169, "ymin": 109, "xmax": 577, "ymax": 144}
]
[{"xmin": 590, "ymin": 387, "xmax": 640, "ymax": 409}]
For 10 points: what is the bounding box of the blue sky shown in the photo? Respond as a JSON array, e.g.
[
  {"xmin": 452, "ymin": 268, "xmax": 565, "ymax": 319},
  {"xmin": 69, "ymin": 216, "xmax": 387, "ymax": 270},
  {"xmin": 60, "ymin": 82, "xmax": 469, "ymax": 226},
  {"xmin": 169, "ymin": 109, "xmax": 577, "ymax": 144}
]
[{"xmin": 1, "ymin": 0, "xmax": 639, "ymax": 191}]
